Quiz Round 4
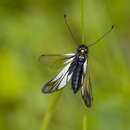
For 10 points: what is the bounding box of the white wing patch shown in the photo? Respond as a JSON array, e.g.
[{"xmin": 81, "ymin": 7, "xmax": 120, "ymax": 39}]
[
  {"xmin": 63, "ymin": 53, "xmax": 75, "ymax": 56},
  {"xmin": 83, "ymin": 60, "xmax": 87, "ymax": 75},
  {"xmin": 53, "ymin": 56, "xmax": 74, "ymax": 89},
  {"xmin": 42, "ymin": 54, "xmax": 75, "ymax": 93},
  {"xmin": 81, "ymin": 60, "xmax": 88, "ymax": 84}
]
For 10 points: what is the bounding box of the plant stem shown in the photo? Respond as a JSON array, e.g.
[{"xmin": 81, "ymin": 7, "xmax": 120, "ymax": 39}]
[
  {"xmin": 81, "ymin": 0, "xmax": 87, "ymax": 129},
  {"xmin": 83, "ymin": 114, "xmax": 87, "ymax": 130},
  {"xmin": 40, "ymin": 91, "xmax": 63, "ymax": 130},
  {"xmin": 81, "ymin": 0, "xmax": 86, "ymax": 44}
]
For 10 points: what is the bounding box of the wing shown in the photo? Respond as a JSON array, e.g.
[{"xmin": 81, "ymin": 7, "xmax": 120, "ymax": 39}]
[
  {"xmin": 39, "ymin": 53, "xmax": 75, "ymax": 70},
  {"xmin": 81, "ymin": 60, "xmax": 93, "ymax": 108},
  {"xmin": 42, "ymin": 53, "xmax": 75, "ymax": 93},
  {"xmin": 42, "ymin": 62, "xmax": 73, "ymax": 93}
]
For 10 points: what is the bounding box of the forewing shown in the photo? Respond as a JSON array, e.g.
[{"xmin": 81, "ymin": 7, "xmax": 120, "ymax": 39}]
[
  {"xmin": 81, "ymin": 60, "xmax": 93, "ymax": 108},
  {"xmin": 42, "ymin": 61, "xmax": 73, "ymax": 93},
  {"xmin": 39, "ymin": 53, "xmax": 75, "ymax": 70}
]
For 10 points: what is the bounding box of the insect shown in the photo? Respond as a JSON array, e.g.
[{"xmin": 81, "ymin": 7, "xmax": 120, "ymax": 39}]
[{"xmin": 40, "ymin": 14, "xmax": 115, "ymax": 108}]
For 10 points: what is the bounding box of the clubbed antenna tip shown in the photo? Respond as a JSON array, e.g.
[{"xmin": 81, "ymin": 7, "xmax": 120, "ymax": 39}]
[
  {"xmin": 64, "ymin": 14, "xmax": 68, "ymax": 19},
  {"xmin": 111, "ymin": 24, "xmax": 115, "ymax": 29}
]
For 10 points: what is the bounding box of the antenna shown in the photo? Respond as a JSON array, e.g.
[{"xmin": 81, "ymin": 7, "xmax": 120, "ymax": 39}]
[
  {"xmin": 64, "ymin": 14, "xmax": 78, "ymax": 44},
  {"xmin": 88, "ymin": 24, "xmax": 115, "ymax": 47}
]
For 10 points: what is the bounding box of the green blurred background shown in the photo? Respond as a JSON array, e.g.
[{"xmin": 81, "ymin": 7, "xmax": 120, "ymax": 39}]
[{"xmin": 0, "ymin": 0, "xmax": 130, "ymax": 130}]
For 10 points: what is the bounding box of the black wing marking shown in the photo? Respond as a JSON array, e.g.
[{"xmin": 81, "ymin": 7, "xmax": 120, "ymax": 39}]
[
  {"xmin": 81, "ymin": 60, "xmax": 93, "ymax": 108},
  {"xmin": 42, "ymin": 59, "xmax": 73, "ymax": 93}
]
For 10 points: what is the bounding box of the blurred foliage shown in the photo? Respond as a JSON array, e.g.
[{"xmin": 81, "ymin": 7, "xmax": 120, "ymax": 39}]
[{"xmin": 0, "ymin": 0, "xmax": 130, "ymax": 130}]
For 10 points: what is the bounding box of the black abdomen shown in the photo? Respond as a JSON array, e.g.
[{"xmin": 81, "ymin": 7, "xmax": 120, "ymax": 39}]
[{"xmin": 72, "ymin": 63, "xmax": 83, "ymax": 93}]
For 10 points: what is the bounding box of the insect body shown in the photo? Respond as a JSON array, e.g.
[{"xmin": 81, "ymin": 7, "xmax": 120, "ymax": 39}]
[
  {"xmin": 40, "ymin": 15, "xmax": 114, "ymax": 108},
  {"xmin": 40, "ymin": 44, "xmax": 92, "ymax": 107},
  {"xmin": 71, "ymin": 45, "xmax": 88, "ymax": 93}
]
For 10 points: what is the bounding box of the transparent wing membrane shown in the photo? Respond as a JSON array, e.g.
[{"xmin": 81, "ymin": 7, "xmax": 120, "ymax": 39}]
[
  {"xmin": 81, "ymin": 73, "xmax": 93, "ymax": 108},
  {"xmin": 39, "ymin": 53, "xmax": 75, "ymax": 70}
]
